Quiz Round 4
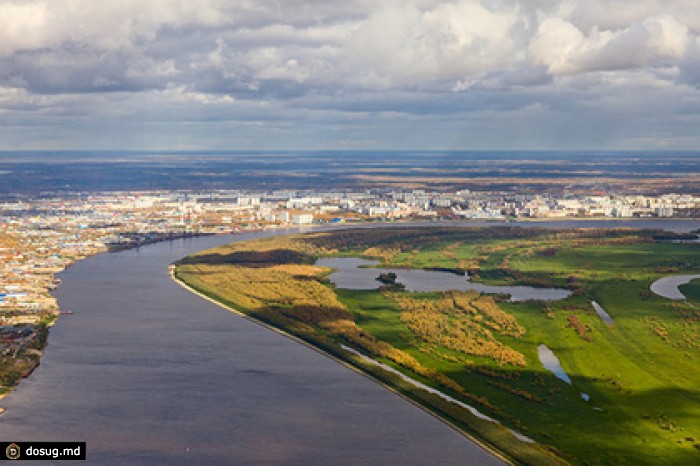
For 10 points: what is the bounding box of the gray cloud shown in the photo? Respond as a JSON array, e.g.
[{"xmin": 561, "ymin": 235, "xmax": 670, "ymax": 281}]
[{"xmin": 0, "ymin": 0, "xmax": 698, "ymax": 149}]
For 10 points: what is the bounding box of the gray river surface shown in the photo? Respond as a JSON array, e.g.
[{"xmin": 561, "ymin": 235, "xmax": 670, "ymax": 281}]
[
  {"xmin": 2, "ymin": 219, "xmax": 698, "ymax": 464},
  {"xmin": 0, "ymin": 231, "xmax": 504, "ymax": 466}
]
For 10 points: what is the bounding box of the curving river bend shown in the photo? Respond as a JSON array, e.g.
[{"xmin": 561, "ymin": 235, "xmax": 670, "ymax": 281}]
[
  {"xmin": 0, "ymin": 231, "xmax": 504, "ymax": 466},
  {"xmin": 3, "ymin": 219, "xmax": 698, "ymax": 464}
]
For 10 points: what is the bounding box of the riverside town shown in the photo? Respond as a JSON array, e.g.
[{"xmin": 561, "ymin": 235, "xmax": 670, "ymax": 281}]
[{"xmin": 1, "ymin": 186, "xmax": 699, "ymax": 404}]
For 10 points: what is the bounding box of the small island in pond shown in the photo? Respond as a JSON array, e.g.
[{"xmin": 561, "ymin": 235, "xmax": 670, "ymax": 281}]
[
  {"xmin": 375, "ymin": 272, "xmax": 406, "ymax": 291},
  {"xmin": 376, "ymin": 271, "xmax": 398, "ymax": 285},
  {"xmin": 174, "ymin": 226, "xmax": 700, "ymax": 466}
]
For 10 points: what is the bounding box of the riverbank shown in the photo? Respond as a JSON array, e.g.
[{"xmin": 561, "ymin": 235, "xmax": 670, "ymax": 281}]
[
  {"xmin": 174, "ymin": 225, "xmax": 700, "ymax": 465},
  {"xmin": 1, "ymin": 229, "xmax": 240, "ymax": 403},
  {"xmin": 107, "ymin": 231, "xmax": 216, "ymax": 252},
  {"xmin": 170, "ymin": 263, "xmax": 564, "ymax": 466},
  {"xmin": 5, "ymin": 218, "xmax": 700, "ymax": 458},
  {"xmin": 5, "ymin": 230, "xmax": 522, "ymax": 465}
]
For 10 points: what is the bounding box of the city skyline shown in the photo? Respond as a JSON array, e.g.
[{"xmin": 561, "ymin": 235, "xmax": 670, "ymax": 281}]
[{"xmin": 0, "ymin": 1, "xmax": 699, "ymax": 151}]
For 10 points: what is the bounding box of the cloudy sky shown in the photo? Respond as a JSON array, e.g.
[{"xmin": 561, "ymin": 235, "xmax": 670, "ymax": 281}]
[{"xmin": 0, "ymin": 0, "xmax": 699, "ymax": 150}]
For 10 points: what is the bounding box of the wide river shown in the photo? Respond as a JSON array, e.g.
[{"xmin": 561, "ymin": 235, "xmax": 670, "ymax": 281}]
[
  {"xmin": 0, "ymin": 230, "xmax": 505, "ymax": 466},
  {"xmin": 2, "ymin": 219, "xmax": 698, "ymax": 465}
]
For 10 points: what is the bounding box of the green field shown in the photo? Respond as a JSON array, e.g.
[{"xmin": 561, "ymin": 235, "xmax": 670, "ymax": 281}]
[{"xmin": 175, "ymin": 226, "xmax": 700, "ymax": 465}]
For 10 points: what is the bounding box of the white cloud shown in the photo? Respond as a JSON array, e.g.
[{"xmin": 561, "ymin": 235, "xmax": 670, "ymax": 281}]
[
  {"xmin": 168, "ymin": 86, "xmax": 235, "ymax": 105},
  {"xmin": 0, "ymin": 2, "xmax": 48, "ymax": 55},
  {"xmin": 0, "ymin": 85, "xmax": 24, "ymax": 98},
  {"xmin": 1, "ymin": 0, "xmax": 697, "ymax": 91},
  {"xmin": 530, "ymin": 17, "xmax": 585, "ymax": 73},
  {"xmin": 562, "ymin": 0, "xmax": 700, "ymax": 32},
  {"xmin": 531, "ymin": 13, "xmax": 690, "ymax": 74},
  {"xmin": 0, "ymin": 0, "xmax": 699, "ymax": 149},
  {"xmin": 0, "ymin": 0, "xmax": 230, "ymax": 56},
  {"xmin": 341, "ymin": 1, "xmax": 519, "ymax": 89}
]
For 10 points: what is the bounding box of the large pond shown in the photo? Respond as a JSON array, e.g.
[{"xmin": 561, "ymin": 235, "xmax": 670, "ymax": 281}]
[
  {"xmin": 650, "ymin": 274, "xmax": 700, "ymax": 300},
  {"xmin": 317, "ymin": 257, "xmax": 571, "ymax": 302}
]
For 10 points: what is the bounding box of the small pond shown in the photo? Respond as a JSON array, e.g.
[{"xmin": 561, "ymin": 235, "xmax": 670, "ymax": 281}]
[
  {"xmin": 591, "ymin": 301, "xmax": 614, "ymax": 325},
  {"xmin": 537, "ymin": 344, "xmax": 589, "ymax": 401},
  {"xmin": 316, "ymin": 257, "xmax": 571, "ymax": 302},
  {"xmin": 650, "ymin": 274, "xmax": 700, "ymax": 300}
]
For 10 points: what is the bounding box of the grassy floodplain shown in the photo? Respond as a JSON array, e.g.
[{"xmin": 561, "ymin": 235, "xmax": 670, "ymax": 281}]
[{"xmin": 174, "ymin": 226, "xmax": 700, "ymax": 465}]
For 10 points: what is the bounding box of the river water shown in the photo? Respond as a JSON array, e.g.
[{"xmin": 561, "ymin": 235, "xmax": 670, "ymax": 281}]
[
  {"xmin": 0, "ymin": 231, "xmax": 504, "ymax": 466},
  {"xmin": 2, "ymin": 219, "xmax": 698, "ymax": 465}
]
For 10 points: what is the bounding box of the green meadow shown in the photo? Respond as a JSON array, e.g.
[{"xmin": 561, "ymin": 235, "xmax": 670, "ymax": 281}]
[{"xmin": 176, "ymin": 227, "xmax": 700, "ymax": 465}]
